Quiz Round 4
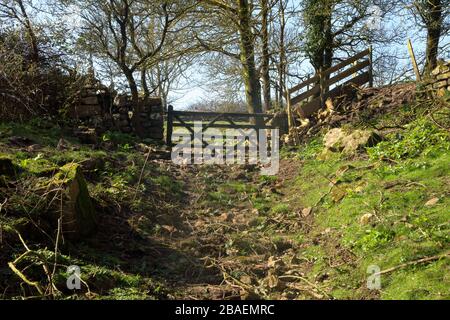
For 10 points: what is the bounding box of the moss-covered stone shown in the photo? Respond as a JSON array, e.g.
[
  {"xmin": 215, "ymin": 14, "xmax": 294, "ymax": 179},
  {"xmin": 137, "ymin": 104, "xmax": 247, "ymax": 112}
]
[{"xmin": 55, "ymin": 163, "xmax": 97, "ymax": 240}]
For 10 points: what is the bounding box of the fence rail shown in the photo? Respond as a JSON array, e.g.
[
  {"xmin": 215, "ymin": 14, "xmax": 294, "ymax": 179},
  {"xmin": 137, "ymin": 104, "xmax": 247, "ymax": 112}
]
[
  {"xmin": 287, "ymin": 47, "xmax": 373, "ymax": 118},
  {"xmin": 166, "ymin": 106, "xmax": 276, "ymax": 147}
]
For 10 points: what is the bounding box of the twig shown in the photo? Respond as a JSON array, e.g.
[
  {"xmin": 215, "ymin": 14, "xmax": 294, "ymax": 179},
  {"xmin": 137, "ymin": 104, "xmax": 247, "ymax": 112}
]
[
  {"xmin": 207, "ymin": 258, "xmax": 252, "ymax": 291},
  {"xmin": 133, "ymin": 147, "xmax": 152, "ymax": 202},
  {"xmin": 313, "ymin": 186, "xmax": 333, "ymax": 208},
  {"xmin": 8, "ymin": 260, "xmax": 44, "ymax": 296},
  {"xmin": 14, "ymin": 231, "xmax": 60, "ymax": 297},
  {"xmin": 405, "ymin": 181, "xmax": 426, "ymax": 188},
  {"xmin": 279, "ymin": 275, "xmax": 333, "ymax": 299},
  {"xmin": 429, "ymin": 113, "xmax": 450, "ymax": 132},
  {"xmin": 375, "ymin": 251, "xmax": 450, "ymax": 276},
  {"xmin": 0, "ymin": 198, "xmax": 7, "ymax": 213},
  {"xmin": 50, "ymin": 217, "xmax": 63, "ymax": 295}
]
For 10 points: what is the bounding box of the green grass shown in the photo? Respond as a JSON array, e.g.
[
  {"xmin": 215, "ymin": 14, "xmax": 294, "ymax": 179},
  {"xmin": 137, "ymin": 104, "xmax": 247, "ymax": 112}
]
[
  {"xmin": 240, "ymin": 107, "xmax": 450, "ymax": 300},
  {"xmin": 275, "ymin": 115, "xmax": 450, "ymax": 299},
  {"xmin": 0, "ymin": 121, "xmax": 71, "ymax": 146},
  {"xmin": 271, "ymin": 203, "xmax": 290, "ymax": 214},
  {"xmin": 1, "ymin": 102, "xmax": 449, "ymax": 300},
  {"xmin": 0, "ymin": 121, "xmax": 181, "ymax": 300}
]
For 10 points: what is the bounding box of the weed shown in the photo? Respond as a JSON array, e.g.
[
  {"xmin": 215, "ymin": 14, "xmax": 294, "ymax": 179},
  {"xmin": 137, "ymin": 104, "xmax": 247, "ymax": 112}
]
[
  {"xmin": 271, "ymin": 203, "xmax": 290, "ymax": 214},
  {"xmin": 368, "ymin": 118, "xmax": 450, "ymax": 161}
]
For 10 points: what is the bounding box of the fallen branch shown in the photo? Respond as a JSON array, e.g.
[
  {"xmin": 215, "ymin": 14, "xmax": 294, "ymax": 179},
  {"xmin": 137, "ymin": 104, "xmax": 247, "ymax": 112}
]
[
  {"xmin": 279, "ymin": 275, "xmax": 333, "ymax": 299},
  {"xmin": 313, "ymin": 186, "xmax": 333, "ymax": 208},
  {"xmin": 11, "ymin": 232, "xmax": 60, "ymax": 297},
  {"xmin": 375, "ymin": 251, "xmax": 450, "ymax": 276},
  {"xmin": 133, "ymin": 147, "xmax": 152, "ymax": 202},
  {"xmin": 8, "ymin": 261, "xmax": 44, "ymax": 296}
]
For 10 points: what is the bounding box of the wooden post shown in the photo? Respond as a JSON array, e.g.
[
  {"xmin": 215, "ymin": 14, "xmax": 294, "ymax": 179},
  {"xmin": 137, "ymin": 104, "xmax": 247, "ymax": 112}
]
[
  {"xmin": 369, "ymin": 45, "xmax": 374, "ymax": 87},
  {"xmin": 285, "ymin": 87, "xmax": 300, "ymax": 145},
  {"xmin": 166, "ymin": 105, "xmax": 174, "ymax": 148},
  {"xmin": 286, "ymin": 88, "xmax": 294, "ymax": 129},
  {"xmin": 407, "ymin": 39, "xmax": 421, "ymax": 82}
]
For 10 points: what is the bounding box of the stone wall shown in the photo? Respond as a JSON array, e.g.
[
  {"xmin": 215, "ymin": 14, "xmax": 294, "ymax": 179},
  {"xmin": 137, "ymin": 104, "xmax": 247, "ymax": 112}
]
[
  {"xmin": 139, "ymin": 97, "xmax": 164, "ymax": 140},
  {"xmin": 113, "ymin": 95, "xmax": 134, "ymax": 134},
  {"xmin": 426, "ymin": 61, "xmax": 450, "ymax": 97},
  {"xmin": 113, "ymin": 96, "xmax": 164, "ymax": 140},
  {"xmin": 69, "ymin": 84, "xmax": 112, "ymax": 132},
  {"xmin": 69, "ymin": 83, "xmax": 164, "ymax": 142}
]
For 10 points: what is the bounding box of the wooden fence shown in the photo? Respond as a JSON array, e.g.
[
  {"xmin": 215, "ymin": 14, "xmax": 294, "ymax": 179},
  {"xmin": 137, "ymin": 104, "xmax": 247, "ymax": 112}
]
[
  {"xmin": 166, "ymin": 106, "xmax": 276, "ymax": 147},
  {"xmin": 286, "ymin": 47, "xmax": 373, "ymax": 118}
]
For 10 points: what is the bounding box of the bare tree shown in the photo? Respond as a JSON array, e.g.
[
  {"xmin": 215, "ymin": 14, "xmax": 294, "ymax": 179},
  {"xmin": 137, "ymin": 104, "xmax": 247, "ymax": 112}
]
[
  {"xmin": 406, "ymin": 0, "xmax": 448, "ymax": 75},
  {"xmin": 260, "ymin": 0, "xmax": 271, "ymax": 111},
  {"xmin": 77, "ymin": 0, "xmax": 187, "ymax": 136},
  {"xmin": 301, "ymin": 1, "xmax": 398, "ymax": 71},
  {"xmin": 0, "ymin": 0, "xmax": 40, "ymax": 63},
  {"xmin": 194, "ymin": 0, "xmax": 264, "ymax": 124}
]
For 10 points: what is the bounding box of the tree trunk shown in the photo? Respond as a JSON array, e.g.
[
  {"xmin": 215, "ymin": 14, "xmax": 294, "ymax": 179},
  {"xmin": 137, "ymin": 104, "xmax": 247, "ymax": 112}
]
[
  {"xmin": 305, "ymin": 0, "xmax": 333, "ymax": 96},
  {"xmin": 424, "ymin": 0, "xmax": 442, "ymax": 75},
  {"xmin": 124, "ymin": 69, "xmax": 144, "ymax": 137},
  {"xmin": 323, "ymin": 9, "xmax": 333, "ymax": 93},
  {"xmin": 141, "ymin": 68, "xmax": 150, "ymax": 100},
  {"xmin": 17, "ymin": 0, "xmax": 39, "ymax": 63},
  {"xmin": 278, "ymin": 0, "xmax": 286, "ymax": 109},
  {"xmin": 237, "ymin": 0, "xmax": 264, "ymax": 127},
  {"xmin": 261, "ymin": 0, "xmax": 271, "ymax": 112}
]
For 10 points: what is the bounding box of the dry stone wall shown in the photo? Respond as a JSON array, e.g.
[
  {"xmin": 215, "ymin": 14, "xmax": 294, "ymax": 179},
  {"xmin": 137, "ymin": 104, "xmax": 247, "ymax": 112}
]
[
  {"xmin": 69, "ymin": 83, "xmax": 164, "ymax": 142},
  {"xmin": 140, "ymin": 97, "xmax": 164, "ymax": 140},
  {"xmin": 113, "ymin": 95, "xmax": 134, "ymax": 134},
  {"xmin": 69, "ymin": 84, "xmax": 112, "ymax": 131},
  {"xmin": 426, "ymin": 61, "xmax": 450, "ymax": 97},
  {"xmin": 112, "ymin": 95, "xmax": 164, "ymax": 140}
]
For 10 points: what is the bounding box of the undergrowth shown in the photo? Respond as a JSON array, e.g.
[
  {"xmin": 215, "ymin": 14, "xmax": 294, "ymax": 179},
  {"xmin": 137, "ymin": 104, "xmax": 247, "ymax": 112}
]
[{"xmin": 0, "ymin": 121, "xmax": 181, "ymax": 299}]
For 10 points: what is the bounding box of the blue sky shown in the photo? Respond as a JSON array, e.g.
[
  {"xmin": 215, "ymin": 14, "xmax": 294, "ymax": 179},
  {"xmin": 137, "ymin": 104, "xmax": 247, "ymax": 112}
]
[
  {"xmin": 30, "ymin": 0, "xmax": 450, "ymax": 109},
  {"xmin": 168, "ymin": 2, "xmax": 449, "ymax": 109}
]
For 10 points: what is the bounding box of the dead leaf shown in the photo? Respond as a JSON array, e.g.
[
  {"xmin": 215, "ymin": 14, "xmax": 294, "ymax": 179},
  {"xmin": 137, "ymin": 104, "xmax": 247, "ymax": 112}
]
[
  {"xmin": 302, "ymin": 207, "xmax": 313, "ymax": 217},
  {"xmin": 360, "ymin": 213, "xmax": 375, "ymax": 225},
  {"xmin": 240, "ymin": 290, "xmax": 261, "ymax": 300},
  {"xmin": 220, "ymin": 212, "xmax": 234, "ymax": 222},
  {"xmin": 265, "ymin": 273, "xmax": 286, "ymax": 291},
  {"xmin": 240, "ymin": 275, "xmax": 253, "ymax": 285},
  {"xmin": 161, "ymin": 225, "xmax": 177, "ymax": 234},
  {"xmin": 425, "ymin": 197, "xmax": 440, "ymax": 207},
  {"xmin": 335, "ymin": 165, "xmax": 353, "ymax": 177},
  {"xmin": 267, "ymin": 256, "xmax": 285, "ymax": 270},
  {"xmin": 267, "ymin": 274, "xmax": 279, "ymax": 289}
]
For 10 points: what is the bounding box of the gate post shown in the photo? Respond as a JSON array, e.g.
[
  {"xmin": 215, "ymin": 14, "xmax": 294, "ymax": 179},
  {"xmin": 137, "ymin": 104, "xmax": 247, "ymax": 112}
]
[
  {"xmin": 166, "ymin": 105, "xmax": 174, "ymax": 148},
  {"xmin": 369, "ymin": 45, "xmax": 374, "ymax": 87},
  {"xmin": 319, "ymin": 67, "xmax": 325, "ymax": 108}
]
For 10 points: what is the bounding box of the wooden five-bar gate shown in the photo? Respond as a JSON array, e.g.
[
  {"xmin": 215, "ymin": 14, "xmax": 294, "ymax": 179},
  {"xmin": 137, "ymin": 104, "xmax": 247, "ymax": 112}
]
[
  {"xmin": 166, "ymin": 106, "xmax": 276, "ymax": 148},
  {"xmin": 286, "ymin": 47, "xmax": 374, "ymax": 118},
  {"xmin": 165, "ymin": 48, "xmax": 373, "ymax": 147}
]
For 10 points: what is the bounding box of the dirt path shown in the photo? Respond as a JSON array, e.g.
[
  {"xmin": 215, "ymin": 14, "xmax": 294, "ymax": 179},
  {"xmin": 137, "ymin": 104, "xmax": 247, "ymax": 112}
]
[{"xmin": 142, "ymin": 159, "xmax": 344, "ymax": 300}]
